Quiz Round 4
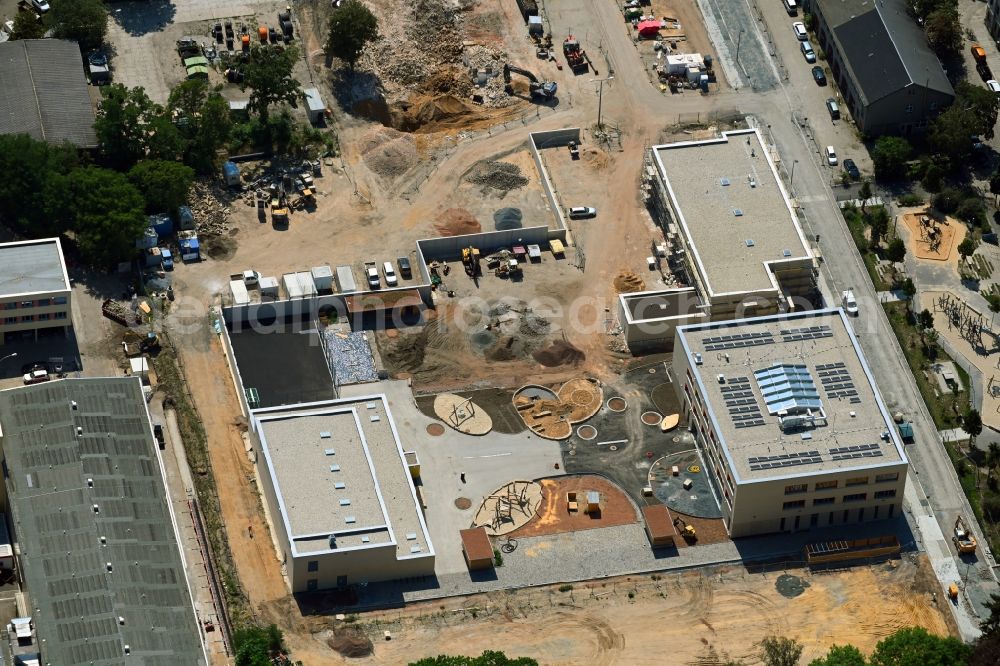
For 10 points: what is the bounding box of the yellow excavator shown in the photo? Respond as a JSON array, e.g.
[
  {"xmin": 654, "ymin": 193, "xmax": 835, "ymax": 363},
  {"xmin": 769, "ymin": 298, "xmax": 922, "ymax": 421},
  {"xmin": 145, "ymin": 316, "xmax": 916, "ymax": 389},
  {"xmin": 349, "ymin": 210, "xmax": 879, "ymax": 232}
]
[
  {"xmin": 953, "ymin": 516, "xmax": 977, "ymax": 554},
  {"xmin": 673, "ymin": 517, "xmax": 697, "ymax": 543},
  {"xmin": 461, "ymin": 246, "xmax": 481, "ymax": 277}
]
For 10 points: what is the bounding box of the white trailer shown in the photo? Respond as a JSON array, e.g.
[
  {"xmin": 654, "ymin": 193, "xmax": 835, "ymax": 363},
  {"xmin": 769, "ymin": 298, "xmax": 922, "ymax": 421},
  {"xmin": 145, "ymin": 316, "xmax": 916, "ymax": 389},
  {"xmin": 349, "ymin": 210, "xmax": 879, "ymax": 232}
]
[
  {"xmin": 336, "ymin": 265, "xmax": 358, "ymax": 293},
  {"xmin": 229, "ymin": 279, "xmax": 250, "ymax": 305},
  {"xmin": 303, "ymin": 87, "xmax": 326, "ymax": 124}
]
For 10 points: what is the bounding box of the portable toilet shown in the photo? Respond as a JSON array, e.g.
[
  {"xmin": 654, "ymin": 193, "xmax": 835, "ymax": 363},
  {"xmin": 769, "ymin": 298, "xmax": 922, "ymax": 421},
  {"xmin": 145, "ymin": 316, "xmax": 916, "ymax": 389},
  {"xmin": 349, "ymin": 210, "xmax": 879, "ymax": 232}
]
[
  {"xmin": 303, "ymin": 88, "xmax": 326, "ymax": 124},
  {"xmin": 222, "ymin": 161, "xmax": 241, "ymax": 187}
]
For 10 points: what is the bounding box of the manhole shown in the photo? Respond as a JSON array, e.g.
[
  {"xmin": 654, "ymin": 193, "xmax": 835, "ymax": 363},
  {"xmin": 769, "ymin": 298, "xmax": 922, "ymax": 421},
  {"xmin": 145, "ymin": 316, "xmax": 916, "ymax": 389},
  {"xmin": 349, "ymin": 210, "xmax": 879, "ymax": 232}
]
[
  {"xmin": 577, "ymin": 424, "xmax": 598, "ymax": 440},
  {"xmin": 775, "ymin": 574, "xmax": 810, "ymax": 598},
  {"xmin": 641, "ymin": 411, "xmax": 663, "ymax": 426},
  {"xmin": 607, "ymin": 397, "xmax": 627, "ymax": 412},
  {"xmin": 454, "ymin": 497, "xmax": 472, "ymax": 510},
  {"xmin": 672, "ymin": 436, "xmax": 680, "ymax": 442},
  {"xmin": 426, "ymin": 423, "xmax": 445, "ymax": 436},
  {"xmin": 648, "ymin": 368, "xmax": 656, "ymax": 373},
  {"xmin": 609, "ymin": 445, "xmax": 618, "ymax": 451}
]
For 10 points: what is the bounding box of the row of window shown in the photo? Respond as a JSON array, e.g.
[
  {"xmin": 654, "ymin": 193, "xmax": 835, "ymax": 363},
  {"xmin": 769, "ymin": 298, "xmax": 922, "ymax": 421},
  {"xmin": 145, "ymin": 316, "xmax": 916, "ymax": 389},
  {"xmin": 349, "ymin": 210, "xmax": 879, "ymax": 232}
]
[
  {"xmin": 2, "ymin": 312, "xmax": 67, "ymax": 324},
  {"xmin": 784, "ymin": 472, "xmax": 899, "ymax": 495},
  {"xmin": 3, "ymin": 297, "xmax": 68, "ymax": 310},
  {"xmin": 783, "ymin": 488, "xmax": 896, "ymax": 510}
]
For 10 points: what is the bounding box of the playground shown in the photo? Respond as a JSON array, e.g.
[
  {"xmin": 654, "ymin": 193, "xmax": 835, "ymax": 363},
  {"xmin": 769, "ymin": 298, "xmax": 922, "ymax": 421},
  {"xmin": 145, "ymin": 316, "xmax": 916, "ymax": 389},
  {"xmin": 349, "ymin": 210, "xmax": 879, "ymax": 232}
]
[{"xmin": 898, "ymin": 210, "xmax": 964, "ymax": 262}]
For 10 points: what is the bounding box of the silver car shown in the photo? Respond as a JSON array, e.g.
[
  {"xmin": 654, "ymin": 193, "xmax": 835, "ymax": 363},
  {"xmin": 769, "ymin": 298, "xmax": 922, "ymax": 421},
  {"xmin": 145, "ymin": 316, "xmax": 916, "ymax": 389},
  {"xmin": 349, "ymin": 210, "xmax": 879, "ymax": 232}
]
[{"xmin": 567, "ymin": 206, "xmax": 597, "ymax": 219}]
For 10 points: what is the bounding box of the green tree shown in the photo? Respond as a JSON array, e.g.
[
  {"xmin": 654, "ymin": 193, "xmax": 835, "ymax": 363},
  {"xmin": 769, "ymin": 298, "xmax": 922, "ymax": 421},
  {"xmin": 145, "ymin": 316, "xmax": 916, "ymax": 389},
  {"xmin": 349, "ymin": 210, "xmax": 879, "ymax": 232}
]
[
  {"xmin": 957, "ymin": 198, "xmax": 988, "ymax": 229},
  {"xmin": 918, "ymin": 309, "xmax": 934, "ymax": 331},
  {"xmin": 234, "ymin": 624, "xmax": 285, "ymax": 666},
  {"xmin": 924, "ymin": 7, "xmax": 963, "ymax": 57},
  {"xmin": 982, "ymin": 592, "xmax": 1000, "ymax": 636},
  {"xmin": 760, "ymin": 636, "xmax": 803, "ymax": 666},
  {"xmin": 94, "ymin": 84, "xmax": 161, "ymax": 169},
  {"xmin": 988, "ymin": 443, "xmax": 1000, "ymax": 482},
  {"xmin": 867, "ymin": 206, "xmax": 891, "ymax": 247},
  {"xmin": 930, "ymin": 106, "xmax": 980, "ymax": 165},
  {"xmin": 872, "ymin": 136, "xmax": 912, "ymax": 181},
  {"xmin": 956, "ymin": 81, "xmax": 1000, "ymax": 140},
  {"xmin": 49, "ymin": 0, "xmax": 109, "ymax": 51},
  {"xmin": 859, "ymin": 180, "xmax": 873, "ymax": 211},
  {"xmin": 885, "ymin": 237, "xmax": 906, "ymax": 263},
  {"xmin": 128, "ymin": 160, "xmax": 195, "ymax": 213},
  {"xmin": 958, "ymin": 236, "xmax": 980, "ymax": 260},
  {"xmin": 964, "ymin": 408, "xmax": 984, "ymax": 447},
  {"xmin": 9, "ymin": 11, "xmax": 46, "ymax": 40},
  {"xmin": 808, "ymin": 644, "xmax": 867, "ymax": 666},
  {"xmin": 0, "ymin": 134, "xmax": 78, "ymax": 236},
  {"xmin": 869, "ymin": 626, "xmax": 970, "ymax": 666},
  {"xmin": 241, "ymin": 45, "xmax": 303, "ymax": 122},
  {"xmin": 933, "ymin": 187, "xmax": 962, "ymax": 214},
  {"xmin": 989, "ymin": 170, "xmax": 1000, "ymax": 205},
  {"xmin": 168, "ymin": 79, "xmax": 233, "ymax": 173},
  {"xmin": 410, "ymin": 651, "xmax": 539, "ymax": 666},
  {"xmin": 971, "ymin": 631, "xmax": 1000, "ymax": 666},
  {"xmin": 325, "ymin": 0, "xmax": 380, "ymax": 70},
  {"xmin": 66, "ymin": 167, "xmax": 146, "ymax": 267}
]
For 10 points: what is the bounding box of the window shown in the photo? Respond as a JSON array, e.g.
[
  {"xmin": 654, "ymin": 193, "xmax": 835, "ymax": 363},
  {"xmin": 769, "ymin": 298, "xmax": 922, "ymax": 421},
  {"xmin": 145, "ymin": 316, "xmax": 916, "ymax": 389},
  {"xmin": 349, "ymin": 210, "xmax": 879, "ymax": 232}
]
[
  {"xmin": 845, "ymin": 476, "xmax": 868, "ymax": 487},
  {"xmin": 784, "ymin": 484, "xmax": 808, "ymax": 495},
  {"xmin": 815, "ymin": 480, "xmax": 838, "ymax": 491},
  {"xmin": 4, "ymin": 302, "xmax": 15, "ymax": 310},
  {"xmin": 3, "ymin": 317, "xmax": 14, "ymax": 324},
  {"xmin": 905, "ymin": 104, "xmax": 913, "ymax": 114},
  {"xmin": 874, "ymin": 489, "xmax": 896, "ymax": 500},
  {"xmin": 813, "ymin": 497, "xmax": 835, "ymax": 506},
  {"xmin": 783, "ymin": 500, "xmax": 806, "ymax": 510},
  {"xmin": 875, "ymin": 472, "xmax": 899, "ymax": 483},
  {"xmin": 843, "ymin": 492, "xmax": 867, "ymax": 503},
  {"xmin": 53, "ymin": 296, "xmax": 68, "ymax": 305},
  {"xmin": 930, "ymin": 102, "xmax": 938, "ymax": 111},
  {"xmin": 20, "ymin": 315, "xmax": 33, "ymax": 323},
  {"xmin": 20, "ymin": 301, "xmax": 32, "ymax": 308},
  {"xmin": 54, "ymin": 312, "xmax": 67, "ymax": 320},
  {"xmin": 35, "ymin": 298, "xmax": 50, "ymax": 307},
  {"xmin": 307, "ymin": 560, "xmax": 319, "ymax": 572},
  {"xmin": 37, "ymin": 313, "xmax": 49, "ymax": 321}
]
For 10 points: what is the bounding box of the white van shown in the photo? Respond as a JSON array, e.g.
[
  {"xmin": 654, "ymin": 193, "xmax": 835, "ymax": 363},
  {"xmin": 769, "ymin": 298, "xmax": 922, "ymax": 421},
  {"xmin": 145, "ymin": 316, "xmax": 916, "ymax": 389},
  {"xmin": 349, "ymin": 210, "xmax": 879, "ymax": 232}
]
[
  {"xmin": 383, "ymin": 261, "xmax": 398, "ymax": 287},
  {"xmin": 784, "ymin": 0, "xmax": 797, "ymax": 15}
]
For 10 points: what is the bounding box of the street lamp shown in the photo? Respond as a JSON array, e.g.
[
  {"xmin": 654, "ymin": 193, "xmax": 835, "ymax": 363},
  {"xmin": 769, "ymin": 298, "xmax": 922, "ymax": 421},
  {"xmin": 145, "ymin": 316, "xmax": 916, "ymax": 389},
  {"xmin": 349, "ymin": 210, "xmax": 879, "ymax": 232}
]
[
  {"xmin": 790, "ymin": 159, "xmax": 799, "ymax": 188},
  {"xmin": 590, "ymin": 76, "xmax": 615, "ymax": 129},
  {"xmin": 0, "ymin": 352, "xmax": 17, "ymax": 366}
]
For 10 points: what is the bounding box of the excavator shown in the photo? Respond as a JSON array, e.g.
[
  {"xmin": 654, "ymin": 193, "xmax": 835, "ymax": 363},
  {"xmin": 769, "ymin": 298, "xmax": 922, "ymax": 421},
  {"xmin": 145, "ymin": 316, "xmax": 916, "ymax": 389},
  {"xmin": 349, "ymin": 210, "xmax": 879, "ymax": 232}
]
[
  {"xmin": 953, "ymin": 516, "xmax": 978, "ymax": 554},
  {"xmin": 673, "ymin": 517, "xmax": 697, "ymax": 543},
  {"xmin": 503, "ymin": 64, "xmax": 557, "ymax": 100}
]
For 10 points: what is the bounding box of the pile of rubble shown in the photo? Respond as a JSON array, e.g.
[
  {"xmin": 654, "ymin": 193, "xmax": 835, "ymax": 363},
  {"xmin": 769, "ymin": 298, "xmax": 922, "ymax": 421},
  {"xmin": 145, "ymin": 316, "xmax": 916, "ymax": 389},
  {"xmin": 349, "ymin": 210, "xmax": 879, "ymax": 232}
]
[
  {"xmin": 190, "ymin": 181, "xmax": 232, "ymax": 234},
  {"xmin": 467, "ymin": 161, "xmax": 528, "ymax": 194},
  {"xmin": 465, "ymin": 44, "xmax": 515, "ymax": 108}
]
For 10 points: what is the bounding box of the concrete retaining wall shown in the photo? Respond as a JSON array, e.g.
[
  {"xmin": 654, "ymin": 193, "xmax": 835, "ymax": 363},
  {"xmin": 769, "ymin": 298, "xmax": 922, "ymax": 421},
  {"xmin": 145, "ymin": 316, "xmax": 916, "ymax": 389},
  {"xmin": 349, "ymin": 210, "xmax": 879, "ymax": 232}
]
[
  {"xmin": 529, "ymin": 128, "xmax": 580, "ymax": 234},
  {"xmin": 223, "ymin": 284, "xmax": 432, "ymax": 328},
  {"xmin": 416, "ymin": 226, "xmax": 557, "ymax": 262},
  {"xmin": 219, "ymin": 321, "xmax": 251, "ymax": 420}
]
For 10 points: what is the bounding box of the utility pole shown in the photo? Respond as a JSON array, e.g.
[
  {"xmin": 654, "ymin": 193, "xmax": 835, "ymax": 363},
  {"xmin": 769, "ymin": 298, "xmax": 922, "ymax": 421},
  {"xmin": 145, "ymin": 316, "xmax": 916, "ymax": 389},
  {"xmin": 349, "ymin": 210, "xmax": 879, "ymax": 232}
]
[
  {"xmin": 790, "ymin": 159, "xmax": 799, "ymax": 189},
  {"xmin": 590, "ymin": 75, "xmax": 614, "ymax": 129},
  {"xmin": 736, "ymin": 29, "xmax": 745, "ymax": 64}
]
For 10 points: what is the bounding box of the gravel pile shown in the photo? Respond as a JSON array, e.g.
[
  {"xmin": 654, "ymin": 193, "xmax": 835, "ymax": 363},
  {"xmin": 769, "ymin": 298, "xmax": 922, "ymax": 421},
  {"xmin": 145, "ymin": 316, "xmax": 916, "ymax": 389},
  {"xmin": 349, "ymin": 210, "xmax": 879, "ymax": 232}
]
[
  {"xmin": 465, "ymin": 44, "xmax": 515, "ymax": 108},
  {"xmin": 360, "ymin": 127, "xmax": 418, "ymax": 180},
  {"xmin": 468, "ymin": 161, "xmax": 528, "ymax": 195},
  {"xmin": 493, "ymin": 207, "xmax": 524, "ymax": 230}
]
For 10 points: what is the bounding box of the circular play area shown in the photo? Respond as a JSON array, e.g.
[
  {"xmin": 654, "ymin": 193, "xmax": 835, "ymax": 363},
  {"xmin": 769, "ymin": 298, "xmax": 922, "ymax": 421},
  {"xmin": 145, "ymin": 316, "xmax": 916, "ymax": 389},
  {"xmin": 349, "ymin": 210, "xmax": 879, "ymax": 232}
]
[
  {"xmin": 641, "ymin": 411, "xmax": 663, "ymax": 426},
  {"xmin": 426, "ymin": 423, "xmax": 445, "ymax": 436},
  {"xmin": 433, "ymin": 393, "xmax": 493, "ymax": 435},
  {"xmin": 649, "ymin": 451, "xmax": 723, "ymax": 519},
  {"xmin": 472, "ymin": 480, "xmax": 543, "ymax": 536},
  {"xmin": 607, "ymin": 397, "xmax": 627, "ymax": 412},
  {"xmin": 512, "ymin": 378, "xmax": 603, "ymax": 440},
  {"xmin": 577, "ymin": 424, "xmax": 598, "ymax": 440}
]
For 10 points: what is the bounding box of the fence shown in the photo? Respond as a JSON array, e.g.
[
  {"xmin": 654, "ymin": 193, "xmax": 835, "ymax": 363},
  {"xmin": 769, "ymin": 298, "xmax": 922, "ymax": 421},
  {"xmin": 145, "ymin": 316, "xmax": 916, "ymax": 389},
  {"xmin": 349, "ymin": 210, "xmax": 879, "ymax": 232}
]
[{"xmin": 528, "ymin": 127, "xmax": 580, "ymax": 235}]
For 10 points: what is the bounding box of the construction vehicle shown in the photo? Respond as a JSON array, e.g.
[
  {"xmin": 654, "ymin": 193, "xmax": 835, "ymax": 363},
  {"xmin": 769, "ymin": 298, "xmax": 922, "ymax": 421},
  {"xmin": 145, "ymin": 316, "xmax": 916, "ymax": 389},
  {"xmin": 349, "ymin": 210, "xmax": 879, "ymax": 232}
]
[
  {"xmin": 953, "ymin": 516, "xmax": 978, "ymax": 554},
  {"xmin": 503, "ymin": 64, "xmax": 557, "ymax": 100},
  {"xmin": 462, "ymin": 246, "xmax": 481, "ymax": 277},
  {"xmin": 568, "ymin": 141, "xmax": 580, "ymax": 159},
  {"xmin": 948, "ymin": 583, "xmax": 960, "ymax": 602},
  {"xmin": 673, "ymin": 517, "xmax": 697, "ymax": 542},
  {"xmin": 494, "ymin": 259, "xmax": 522, "ymax": 278},
  {"xmin": 270, "ymin": 192, "xmax": 288, "ymax": 225},
  {"xmin": 563, "ymin": 35, "xmax": 590, "ymax": 73}
]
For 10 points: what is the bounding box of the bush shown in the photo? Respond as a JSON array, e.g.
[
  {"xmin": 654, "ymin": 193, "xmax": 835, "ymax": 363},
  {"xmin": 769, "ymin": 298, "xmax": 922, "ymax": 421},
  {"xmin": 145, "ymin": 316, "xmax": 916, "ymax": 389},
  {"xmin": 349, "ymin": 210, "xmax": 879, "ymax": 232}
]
[
  {"xmin": 493, "ymin": 548, "xmax": 503, "ymax": 567},
  {"xmin": 933, "ymin": 187, "xmax": 962, "ymax": 214},
  {"xmin": 958, "ymin": 197, "xmax": 989, "ymax": 229},
  {"xmin": 898, "ymin": 193, "xmax": 924, "ymax": 207},
  {"xmin": 558, "ymin": 584, "xmax": 573, "ymax": 592},
  {"xmin": 921, "ymin": 163, "xmax": 944, "ymax": 192}
]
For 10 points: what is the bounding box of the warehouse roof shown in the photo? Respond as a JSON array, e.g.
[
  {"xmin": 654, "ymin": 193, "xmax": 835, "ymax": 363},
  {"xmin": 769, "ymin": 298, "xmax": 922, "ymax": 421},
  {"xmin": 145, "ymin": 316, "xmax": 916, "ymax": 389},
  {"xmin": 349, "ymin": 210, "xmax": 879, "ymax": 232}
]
[
  {"xmin": 0, "ymin": 238, "xmax": 70, "ymax": 297},
  {"xmin": 0, "ymin": 378, "xmax": 205, "ymax": 666},
  {"xmin": 676, "ymin": 309, "xmax": 906, "ymax": 481},
  {"xmin": 252, "ymin": 395, "xmax": 433, "ymax": 559},
  {"xmin": 819, "ymin": 0, "xmax": 953, "ymax": 106},
  {"xmin": 652, "ymin": 129, "xmax": 812, "ymax": 297},
  {"xmin": 0, "ymin": 39, "xmax": 98, "ymax": 147}
]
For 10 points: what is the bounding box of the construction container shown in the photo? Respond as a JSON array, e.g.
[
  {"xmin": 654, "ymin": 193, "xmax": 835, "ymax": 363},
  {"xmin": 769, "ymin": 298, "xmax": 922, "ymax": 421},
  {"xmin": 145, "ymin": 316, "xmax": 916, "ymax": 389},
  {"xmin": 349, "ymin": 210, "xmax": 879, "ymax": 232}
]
[
  {"xmin": 282, "ymin": 272, "xmax": 317, "ymax": 299},
  {"xmin": 303, "ymin": 87, "xmax": 325, "ymax": 124},
  {"xmin": 336, "ymin": 265, "xmax": 358, "ymax": 293},
  {"xmin": 259, "ymin": 276, "xmax": 279, "ymax": 298},
  {"xmin": 135, "ymin": 227, "xmax": 158, "ymax": 250},
  {"xmin": 527, "ymin": 15, "xmax": 543, "ymax": 35},
  {"xmin": 222, "ymin": 161, "xmax": 241, "ymax": 187},
  {"xmin": 147, "ymin": 213, "xmax": 174, "ymax": 238},
  {"xmin": 176, "ymin": 206, "xmax": 194, "ymax": 230},
  {"xmin": 230, "ymin": 279, "xmax": 250, "ymax": 305},
  {"xmin": 665, "ymin": 53, "xmax": 705, "ymax": 75},
  {"xmin": 282, "ymin": 273, "xmax": 304, "ymax": 299},
  {"xmin": 228, "ymin": 99, "xmax": 250, "ymax": 119},
  {"xmin": 179, "ymin": 235, "xmax": 200, "ymax": 262},
  {"xmin": 311, "ymin": 265, "xmax": 333, "ymax": 292},
  {"xmin": 0, "ymin": 518, "xmax": 13, "ymax": 571}
]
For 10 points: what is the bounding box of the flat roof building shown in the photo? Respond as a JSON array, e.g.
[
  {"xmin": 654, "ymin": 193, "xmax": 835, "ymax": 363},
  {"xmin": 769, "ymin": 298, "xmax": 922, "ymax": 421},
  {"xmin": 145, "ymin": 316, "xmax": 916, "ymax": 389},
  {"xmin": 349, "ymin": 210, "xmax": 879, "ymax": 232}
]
[
  {"xmin": 673, "ymin": 309, "xmax": 907, "ymax": 537},
  {"xmin": 630, "ymin": 129, "xmax": 818, "ymax": 350},
  {"xmin": 0, "ymin": 378, "xmax": 206, "ymax": 665},
  {"xmin": 0, "ymin": 238, "xmax": 72, "ymax": 345},
  {"xmin": 251, "ymin": 395, "xmax": 434, "ymax": 593}
]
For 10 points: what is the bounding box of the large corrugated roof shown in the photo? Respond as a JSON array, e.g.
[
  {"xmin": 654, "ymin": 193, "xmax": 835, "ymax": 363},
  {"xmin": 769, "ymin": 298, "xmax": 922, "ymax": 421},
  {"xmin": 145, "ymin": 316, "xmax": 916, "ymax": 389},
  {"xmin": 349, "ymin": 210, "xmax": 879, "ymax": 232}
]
[
  {"xmin": 0, "ymin": 39, "xmax": 98, "ymax": 147},
  {"xmin": 0, "ymin": 378, "xmax": 205, "ymax": 666}
]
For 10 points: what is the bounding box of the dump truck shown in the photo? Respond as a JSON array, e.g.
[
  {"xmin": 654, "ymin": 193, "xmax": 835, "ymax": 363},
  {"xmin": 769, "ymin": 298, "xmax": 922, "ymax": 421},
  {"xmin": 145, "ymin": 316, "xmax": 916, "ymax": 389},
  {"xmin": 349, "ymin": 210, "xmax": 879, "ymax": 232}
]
[{"xmin": 953, "ymin": 516, "xmax": 978, "ymax": 554}]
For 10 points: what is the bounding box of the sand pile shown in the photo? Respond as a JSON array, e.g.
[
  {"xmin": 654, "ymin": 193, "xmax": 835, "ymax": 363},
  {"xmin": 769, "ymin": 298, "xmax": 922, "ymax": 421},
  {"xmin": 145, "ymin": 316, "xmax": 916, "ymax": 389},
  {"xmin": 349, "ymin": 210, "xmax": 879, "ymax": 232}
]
[
  {"xmin": 328, "ymin": 628, "xmax": 373, "ymax": 657},
  {"xmin": 533, "ymin": 339, "xmax": 585, "ymax": 367},
  {"xmin": 614, "ymin": 271, "xmax": 646, "ymax": 293},
  {"xmin": 360, "ymin": 127, "xmax": 418, "ymax": 179},
  {"xmin": 435, "ymin": 208, "xmax": 482, "ymax": 236}
]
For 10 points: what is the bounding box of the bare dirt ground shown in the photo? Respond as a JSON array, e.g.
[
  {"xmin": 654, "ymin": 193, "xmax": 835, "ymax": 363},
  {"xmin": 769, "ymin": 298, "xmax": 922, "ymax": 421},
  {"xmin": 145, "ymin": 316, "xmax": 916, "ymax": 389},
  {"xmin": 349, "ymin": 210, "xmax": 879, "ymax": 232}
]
[
  {"xmin": 511, "ymin": 476, "xmax": 638, "ymax": 538},
  {"xmin": 259, "ymin": 555, "xmax": 954, "ymax": 665}
]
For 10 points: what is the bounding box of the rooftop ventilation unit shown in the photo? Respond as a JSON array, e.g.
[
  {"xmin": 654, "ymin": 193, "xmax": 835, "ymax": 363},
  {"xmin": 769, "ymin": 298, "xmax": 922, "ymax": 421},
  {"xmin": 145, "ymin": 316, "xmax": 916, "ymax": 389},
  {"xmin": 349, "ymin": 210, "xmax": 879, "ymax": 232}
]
[
  {"xmin": 76, "ymin": 427, "xmax": 83, "ymax": 437},
  {"xmin": 694, "ymin": 353, "xmax": 703, "ymax": 365},
  {"xmin": 87, "ymin": 478, "xmax": 93, "ymax": 488},
  {"xmin": 717, "ymin": 375, "xmax": 725, "ymax": 384},
  {"xmin": 106, "ymin": 562, "xmax": 113, "ymax": 572},
  {"xmin": 745, "ymin": 239, "xmax": 755, "ymax": 247},
  {"xmin": 324, "ymin": 448, "xmax": 335, "ymax": 456},
  {"xmin": 329, "ymin": 535, "xmax": 337, "ymax": 549},
  {"xmin": 782, "ymin": 249, "xmax": 792, "ymax": 257},
  {"xmin": 70, "ymin": 401, "xmax": 78, "ymax": 410},
  {"xmin": 320, "ymin": 431, "xmax": 331, "ymax": 439},
  {"xmin": 733, "ymin": 208, "xmax": 744, "ymax": 217},
  {"xmin": 720, "ymin": 177, "xmax": 731, "ymax": 186},
  {"xmin": 92, "ymin": 504, "xmax": 99, "ymax": 514}
]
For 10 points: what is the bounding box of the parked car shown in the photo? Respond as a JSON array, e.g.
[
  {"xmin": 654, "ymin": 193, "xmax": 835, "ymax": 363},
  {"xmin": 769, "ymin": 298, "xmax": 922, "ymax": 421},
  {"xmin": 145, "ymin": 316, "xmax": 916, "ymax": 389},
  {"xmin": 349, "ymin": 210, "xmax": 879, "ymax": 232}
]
[
  {"xmin": 783, "ymin": 0, "xmax": 798, "ymax": 15},
  {"xmin": 841, "ymin": 290, "xmax": 858, "ymax": 316},
  {"xmin": 988, "ymin": 79, "xmax": 1000, "ymax": 94},
  {"xmin": 800, "ymin": 40, "xmax": 816, "ymax": 63},
  {"xmin": 567, "ymin": 206, "xmax": 597, "ymax": 219},
  {"xmin": 397, "ymin": 256, "xmax": 412, "ymax": 279},
  {"xmin": 825, "ymin": 146, "xmax": 838, "ymax": 166},
  {"xmin": 383, "ymin": 261, "xmax": 398, "ymax": 287},
  {"xmin": 365, "ymin": 263, "xmax": 380, "ymax": 289},
  {"xmin": 30, "ymin": 0, "xmax": 50, "ymax": 13},
  {"xmin": 22, "ymin": 369, "xmax": 49, "ymax": 385},
  {"xmin": 826, "ymin": 97, "xmax": 840, "ymax": 119},
  {"xmin": 792, "ymin": 21, "xmax": 807, "ymax": 40},
  {"xmin": 811, "ymin": 66, "xmax": 827, "ymax": 85},
  {"xmin": 153, "ymin": 423, "xmax": 166, "ymax": 449},
  {"xmin": 843, "ymin": 159, "xmax": 860, "ymax": 180}
]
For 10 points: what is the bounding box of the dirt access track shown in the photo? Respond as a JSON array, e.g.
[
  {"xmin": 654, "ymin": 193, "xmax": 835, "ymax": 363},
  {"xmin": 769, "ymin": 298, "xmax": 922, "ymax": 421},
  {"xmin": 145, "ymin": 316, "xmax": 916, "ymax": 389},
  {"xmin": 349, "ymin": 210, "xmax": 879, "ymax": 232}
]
[{"xmin": 270, "ymin": 554, "xmax": 954, "ymax": 664}]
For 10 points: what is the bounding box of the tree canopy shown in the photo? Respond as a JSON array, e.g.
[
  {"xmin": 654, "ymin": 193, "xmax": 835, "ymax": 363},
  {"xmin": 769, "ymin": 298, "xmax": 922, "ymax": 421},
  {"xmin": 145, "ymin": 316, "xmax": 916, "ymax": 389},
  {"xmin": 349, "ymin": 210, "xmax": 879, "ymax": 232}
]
[
  {"xmin": 128, "ymin": 160, "xmax": 195, "ymax": 213},
  {"xmin": 958, "ymin": 236, "xmax": 980, "ymax": 260},
  {"xmin": 924, "ymin": 6, "xmax": 963, "ymax": 57},
  {"xmin": 94, "ymin": 85, "xmax": 164, "ymax": 169},
  {"xmin": 9, "ymin": 11, "xmax": 46, "ymax": 40},
  {"xmin": 234, "ymin": 624, "xmax": 285, "ymax": 666},
  {"xmin": 760, "ymin": 636, "xmax": 803, "ymax": 666},
  {"xmin": 965, "ymin": 408, "xmax": 984, "ymax": 440},
  {"xmin": 410, "ymin": 652, "xmax": 538, "ymax": 666},
  {"xmin": 241, "ymin": 46, "xmax": 304, "ymax": 122},
  {"xmin": 869, "ymin": 627, "xmax": 970, "ymax": 666},
  {"xmin": 0, "ymin": 134, "xmax": 78, "ymax": 236},
  {"xmin": 65, "ymin": 167, "xmax": 146, "ymax": 268},
  {"xmin": 808, "ymin": 644, "xmax": 867, "ymax": 666},
  {"xmin": 326, "ymin": 0, "xmax": 380, "ymax": 70},
  {"xmin": 872, "ymin": 137, "xmax": 912, "ymax": 181},
  {"xmin": 49, "ymin": 0, "xmax": 109, "ymax": 51}
]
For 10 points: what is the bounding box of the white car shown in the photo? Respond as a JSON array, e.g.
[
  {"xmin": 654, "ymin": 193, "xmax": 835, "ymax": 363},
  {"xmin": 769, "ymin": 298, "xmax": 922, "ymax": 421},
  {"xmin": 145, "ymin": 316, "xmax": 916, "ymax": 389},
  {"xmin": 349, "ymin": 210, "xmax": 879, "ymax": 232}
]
[
  {"xmin": 792, "ymin": 22, "xmax": 808, "ymax": 40},
  {"xmin": 382, "ymin": 261, "xmax": 398, "ymax": 287},
  {"xmin": 23, "ymin": 369, "xmax": 49, "ymax": 385},
  {"xmin": 988, "ymin": 80, "xmax": 1000, "ymax": 94},
  {"xmin": 825, "ymin": 145, "xmax": 838, "ymax": 166},
  {"xmin": 30, "ymin": 0, "xmax": 50, "ymax": 12},
  {"xmin": 841, "ymin": 290, "xmax": 858, "ymax": 316},
  {"xmin": 365, "ymin": 264, "xmax": 380, "ymax": 289},
  {"xmin": 567, "ymin": 206, "xmax": 597, "ymax": 219}
]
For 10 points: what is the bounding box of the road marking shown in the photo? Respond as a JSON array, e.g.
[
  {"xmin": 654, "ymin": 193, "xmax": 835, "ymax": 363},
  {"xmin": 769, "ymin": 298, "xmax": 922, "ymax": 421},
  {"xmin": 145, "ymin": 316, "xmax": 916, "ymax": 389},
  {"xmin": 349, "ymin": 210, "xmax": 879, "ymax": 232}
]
[{"xmin": 462, "ymin": 452, "xmax": 513, "ymax": 459}]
